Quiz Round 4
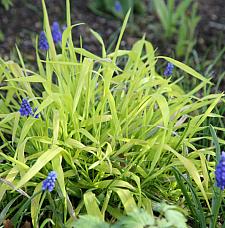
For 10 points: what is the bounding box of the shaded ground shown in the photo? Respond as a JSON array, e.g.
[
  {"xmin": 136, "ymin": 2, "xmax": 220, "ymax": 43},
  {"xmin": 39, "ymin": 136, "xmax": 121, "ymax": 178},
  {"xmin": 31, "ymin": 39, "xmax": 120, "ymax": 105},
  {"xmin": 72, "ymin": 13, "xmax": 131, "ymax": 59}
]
[
  {"xmin": 0, "ymin": 0, "xmax": 224, "ymax": 63},
  {"xmin": 198, "ymin": 0, "xmax": 225, "ymax": 41}
]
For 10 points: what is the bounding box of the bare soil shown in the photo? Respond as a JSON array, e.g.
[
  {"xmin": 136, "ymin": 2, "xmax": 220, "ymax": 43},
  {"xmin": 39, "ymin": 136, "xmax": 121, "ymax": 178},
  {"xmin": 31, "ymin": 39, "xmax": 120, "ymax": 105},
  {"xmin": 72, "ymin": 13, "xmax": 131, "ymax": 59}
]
[{"xmin": 0, "ymin": 0, "xmax": 224, "ymax": 62}]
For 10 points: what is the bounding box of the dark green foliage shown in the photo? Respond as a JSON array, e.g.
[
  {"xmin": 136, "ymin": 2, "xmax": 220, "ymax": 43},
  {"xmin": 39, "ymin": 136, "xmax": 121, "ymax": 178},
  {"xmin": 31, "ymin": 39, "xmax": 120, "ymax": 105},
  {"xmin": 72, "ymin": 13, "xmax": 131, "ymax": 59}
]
[
  {"xmin": 88, "ymin": 0, "xmax": 145, "ymax": 19},
  {"xmin": 70, "ymin": 207, "xmax": 187, "ymax": 228},
  {"xmin": 173, "ymin": 125, "xmax": 225, "ymax": 228},
  {"xmin": 173, "ymin": 167, "xmax": 207, "ymax": 228},
  {"xmin": 1, "ymin": 0, "xmax": 13, "ymax": 10},
  {"xmin": 70, "ymin": 215, "xmax": 110, "ymax": 228},
  {"xmin": 153, "ymin": 0, "xmax": 200, "ymax": 57}
]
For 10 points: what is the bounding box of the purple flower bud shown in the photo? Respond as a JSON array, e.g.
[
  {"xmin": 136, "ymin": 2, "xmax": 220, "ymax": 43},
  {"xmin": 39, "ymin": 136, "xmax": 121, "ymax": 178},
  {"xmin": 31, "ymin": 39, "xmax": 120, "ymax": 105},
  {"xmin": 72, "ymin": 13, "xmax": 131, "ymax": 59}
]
[
  {"xmin": 19, "ymin": 99, "xmax": 33, "ymax": 117},
  {"xmin": 42, "ymin": 171, "xmax": 57, "ymax": 192},
  {"xmin": 32, "ymin": 107, "xmax": 39, "ymax": 119},
  {"xmin": 38, "ymin": 31, "xmax": 49, "ymax": 51},
  {"xmin": 62, "ymin": 25, "xmax": 67, "ymax": 31},
  {"xmin": 115, "ymin": 1, "xmax": 122, "ymax": 12},
  {"xmin": 52, "ymin": 21, "xmax": 62, "ymax": 44},
  {"xmin": 164, "ymin": 63, "xmax": 174, "ymax": 76},
  {"xmin": 215, "ymin": 152, "xmax": 225, "ymax": 190}
]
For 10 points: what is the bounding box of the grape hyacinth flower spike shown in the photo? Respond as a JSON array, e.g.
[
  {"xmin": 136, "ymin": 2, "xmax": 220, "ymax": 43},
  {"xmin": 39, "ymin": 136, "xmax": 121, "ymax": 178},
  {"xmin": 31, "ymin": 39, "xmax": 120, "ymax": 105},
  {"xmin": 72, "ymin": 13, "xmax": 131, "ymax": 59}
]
[
  {"xmin": 19, "ymin": 99, "xmax": 33, "ymax": 117},
  {"xmin": 42, "ymin": 171, "xmax": 57, "ymax": 192},
  {"xmin": 164, "ymin": 63, "xmax": 174, "ymax": 76},
  {"xmin": 115, "ymin": 1, "xmax": 122, "ymax": 12},
  {"xmin": 62, "ymin": 25, "xmax": 67, "ymax": 31},
  {"xmin": 38, "ymin": 31, "xmax": 49, "ymax": 51},
  {"xmin": 32, "ymin": 107, "xmax": 39, "ymax": 119},
  {"xmin": 52, "ymin": 21, "xmax": 62, "ymax": 44},
  {"xmin": 215, "ymin": 151, "xmax": 225, "ymax": 190}
]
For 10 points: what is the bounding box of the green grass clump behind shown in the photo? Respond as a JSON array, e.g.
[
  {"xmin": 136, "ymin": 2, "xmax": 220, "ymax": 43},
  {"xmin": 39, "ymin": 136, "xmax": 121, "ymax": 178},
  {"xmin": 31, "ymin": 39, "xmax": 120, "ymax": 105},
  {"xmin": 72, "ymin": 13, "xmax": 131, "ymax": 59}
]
[{"xmin": 0, "ymin": 0, "xmax": 223, "ymax": 226}]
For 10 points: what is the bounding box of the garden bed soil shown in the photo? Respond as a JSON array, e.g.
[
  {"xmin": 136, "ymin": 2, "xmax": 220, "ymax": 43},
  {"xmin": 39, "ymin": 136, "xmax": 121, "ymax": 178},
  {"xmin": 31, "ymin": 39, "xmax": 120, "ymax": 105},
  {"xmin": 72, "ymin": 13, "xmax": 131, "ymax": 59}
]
[{"xmin": 0, "ymin": 0, "xmax": 224, "ymax": 64}]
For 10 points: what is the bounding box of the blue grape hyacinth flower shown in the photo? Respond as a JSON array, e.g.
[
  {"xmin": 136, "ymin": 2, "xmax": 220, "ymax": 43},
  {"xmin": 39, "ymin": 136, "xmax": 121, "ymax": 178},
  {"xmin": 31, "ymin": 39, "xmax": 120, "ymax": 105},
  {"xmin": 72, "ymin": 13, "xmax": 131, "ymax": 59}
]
[
  {"xmin": 42, "ymin": 171, "xmax": 57, "ymax": 192},
  {"xmin": 52, "ymin": 21, "xmax": 62, "ymax": 44},
  {"xmin": 62, "ymin": 25, "xmax": 67, "ymax": 31},
  {"xmin": 215, "ymin": 151, "xmax": 225, "ymax": 190},
  {"xmin": 38, "ymin": 31, "xmax": 49, "ymax": 51},
  {"xmin": 115, "ymin": 1, "xmax": 122, "ymax": 12},
  {"xmin": 32, "ymin": 107, "xmax": 39, "ymax": 119},
  {"xmin": 164, "ymin": 63, "xmax": 174, "ymax": 76},
  {"xmin": 19, "ymin": 99, "xmax": 33, "ymax": 117}
]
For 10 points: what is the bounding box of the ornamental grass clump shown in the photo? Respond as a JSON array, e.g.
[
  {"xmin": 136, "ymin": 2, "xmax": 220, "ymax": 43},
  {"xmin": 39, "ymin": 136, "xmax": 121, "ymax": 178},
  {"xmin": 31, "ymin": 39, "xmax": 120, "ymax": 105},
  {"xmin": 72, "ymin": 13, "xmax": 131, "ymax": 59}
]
[{"xmin": 0, "ymin": 0, "xmax": 223, "ymax": 226}]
